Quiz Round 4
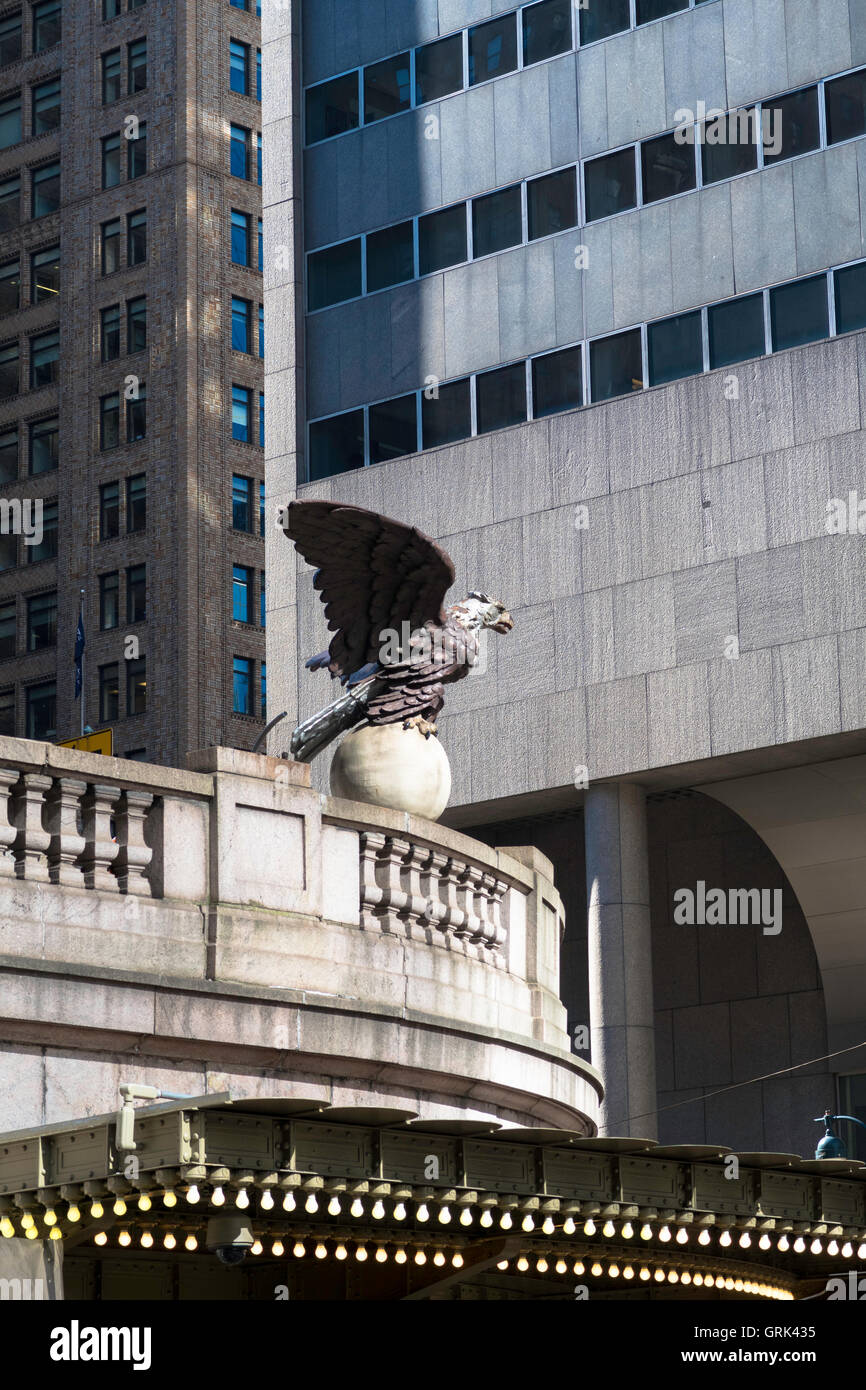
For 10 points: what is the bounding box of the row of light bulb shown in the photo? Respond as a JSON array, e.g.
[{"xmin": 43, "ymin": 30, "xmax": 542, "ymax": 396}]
[
  {"xmin": 88, "ymin": 1228, "xmax": 468, "ymax": 1267},
  {"xmin": 496, "ymin": 1257, "xmax": 793, "ymax": 1299}
]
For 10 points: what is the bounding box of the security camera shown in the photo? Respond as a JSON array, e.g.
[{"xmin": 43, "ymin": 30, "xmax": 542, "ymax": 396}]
[{"xmin": 206, "ymin": 1216, "xmax": 255, "ymax": 1266}]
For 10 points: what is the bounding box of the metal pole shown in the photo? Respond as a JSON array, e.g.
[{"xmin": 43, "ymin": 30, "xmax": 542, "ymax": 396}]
[{"xmin": 79, "ymin": 587, "xmax": 85, "ymax": 737}]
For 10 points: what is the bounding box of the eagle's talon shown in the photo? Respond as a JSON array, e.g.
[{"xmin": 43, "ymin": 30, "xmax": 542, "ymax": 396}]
[{"xmin": 404, "ymin": 716, "xmax": 438, "ymax": 738}]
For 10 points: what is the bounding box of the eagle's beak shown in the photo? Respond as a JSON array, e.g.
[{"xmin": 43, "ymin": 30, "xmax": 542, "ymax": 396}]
[{"xmin": 492, "ymin": 611, "xmax": 514, "ymax": 633}]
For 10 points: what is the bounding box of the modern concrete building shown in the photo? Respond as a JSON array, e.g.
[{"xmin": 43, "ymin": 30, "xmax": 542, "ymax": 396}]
[
  {"xmin": 263, "ymin": 0, "xmax": 866, "ymax": 1157},
  {"xmin": 0, "ymin": 0, "xmax": 266, "ymax": 767}
]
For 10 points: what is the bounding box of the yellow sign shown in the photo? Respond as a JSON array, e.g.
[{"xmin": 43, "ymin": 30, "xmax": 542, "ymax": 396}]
[{"xmin": 58, "ymin": 729, "xmax": 114, "ymax": 757}]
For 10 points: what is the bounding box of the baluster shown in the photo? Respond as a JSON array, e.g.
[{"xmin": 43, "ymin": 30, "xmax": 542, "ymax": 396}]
[
  {"xmin": 359, "ymin": 831, "xmax": 388, "ymax": 932},
  {"xmin": 44, "ymin": 777, "xmax": 87, "ymax": 887},
  {"xmin": 12, "ymin": 772, "xmax": 51, "ymax": 881},
  {"xmin": 78, "ymin": 783, "xmax": 121, "ymax": 891},
  {"xmin": 112, "ymin": 789, "xmax": 154, "ymax": 895},
  {"xmin": 378, "ymin": 837, "xmax": 411, "ymax": 933},
  {"xmin": 0, "ymin": 768, "xmax": 18, "ymax": 878},
  {"xmin": 420, "ymin": 849, "xmax": 449, "ymax": 934},
  {"xmin": 400, "ymin": 841, "xmax": 430, "ymax": 936}
]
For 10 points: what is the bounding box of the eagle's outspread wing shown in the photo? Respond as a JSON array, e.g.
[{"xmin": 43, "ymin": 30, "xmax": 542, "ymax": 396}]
[{"xmin": 283, "ymin": 500, "xmax": 456, "ymax": 678}]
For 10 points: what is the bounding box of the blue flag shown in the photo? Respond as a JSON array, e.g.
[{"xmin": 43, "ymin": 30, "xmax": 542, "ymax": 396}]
[{"xmin": 74, "ymin": 609, "xmax": 85, "ymax": 699}]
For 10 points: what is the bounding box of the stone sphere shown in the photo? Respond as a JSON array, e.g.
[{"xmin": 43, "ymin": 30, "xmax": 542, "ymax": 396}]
[{"xmin": 330, "ymin": 724, "xmax": 452, "ymax": 821}]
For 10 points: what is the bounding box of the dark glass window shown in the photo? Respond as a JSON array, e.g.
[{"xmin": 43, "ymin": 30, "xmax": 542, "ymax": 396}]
[
  {"xmin": 232, "ymin": 656, "xmax": 252, "ymax": 713},
  {"xmin": 101, "ymin": 303, "xmax": 120, "ymax": 361},
  {"xmin": 762, "ymin": 86, "xmax": 819, "ymax": 166},
  {"xmin": 418, "ymin": 203, "xmax": 467, "ymax": 276},
  {"xmin": 232, "ymin": 563, "xmax": 252, "ymax": 622},
  {"xmin": 584, "ymin": 147, "xmax": 636, "ymax": 222},
  {"xmin": 256, "ymin": 132, "xmax": 261, "ymax": 185},
  {"xmin": 0, "ymin": 427, "xmax": 15, "ymax": 481},
  {"xmin": 231, "ymin": 208, "xmax": 250, "ymax": 265},
  {"xmin": 31, "ymin": 245, "xmax": 59, "ymax": 302},
  {"xmin": 0, "ymin": 341, "xmax": 17, "ymax": 397},
  {"xmin": 258, "ymin": 391, "xmax": 264, "ymax": 447},
  {"xmin": 259, "ymin": 480, "xmax": 265, "ymax": 535},
  {"xmin": 29, "ymin": 416, "xmax": 58, "ymax": 474},
  {"xmin": 366, "ymin": 220, "xmax": 414, "ymax": 292},
  {"xmin": 230, "ymin": 38, "xmax": 248, "ymax": 95},
  {"xmin": 421, "ymin": 378, "xmax": 471, "ymax": 449},
  {"xmin": 308, "ymin": 409, "xmax": 364, "ymax": 480},
  {"xmin": 231, "ymin": 383, "xmax": 251, "ymax": 441},
  {"xmin": 469, "ymin": 15, "xmax": 517, "ymax": 86},
  {"xmin": 0, "ymin": 13, "xmax": 22, "ymax": 67},
  {"xmin": 127, "ymin": 121, "xmax": 146, "ymax": 178},
  {"xmin": 128, "ymin": 660, "xmax": 149, "ymax": 718},
  {"xmin": 308, "ymin": 238, "xmax": 361, "ymax": 311},
  {"xmin": 256, "ymin": 49, "xmax": 261, "ymax": 101},
  {"xmin": 641, "ymin": 129, "xmax": 696, "ymax": 203},
  {"xmin": 258, "ymin": 217, "xmax": 263, "ymax": 270},
  {"xmin": 579, "ymin": 0, "xmax": 629, "ymax": 44},
  {"xmin": 100, "ymin": 481, "xmax": 120, "ymax": 539},
  {"xmin": 0, "ymin": 533, "xmax": 15, "ymax": 569},
  {"xmin": 415, "ymin": 35, "xmax": 462, "ymax": 105},
  {"xmin": 126, "ymin": 563, "xmax": 146, "ymax": 622},
  {"xmin": 232, "ymin": 473, "xmax": 253, "ymax": 531},
  {"xmin": 476, "ymin": 363, "xmax": 527, "ymax": 435},
  {"xmin": 102, "ymin": 134, "xmax": 121, "ymax": 188},
  {"xmin": 826, "ymin": 68, "xmax": 866, "ymax": 145},
  {"xmin": 128, "ymin": 37, "xmax": 147, "ymax": 93},
  {"xmin": 0, "ymin": 94, "xmax": 21, "ymax": 149},
  {"xmin": 590, "ymin": 328, "xmax": 644, "ymax": 402},
  {"xmin": 532, "ymin": 345, "xmax": 582, "ymax": 417},
  {"xmin": 28, "ymin": 498, "xmax": 56, "ymax": 561},
  {"xmin": 527, "ymin": 167, "xmax": 577, "ymax": 240},
  {"xmin": 127, "ymin": 209, "xmax": 146, "ymax": 264},
  {"xmin": 103, "ymin": 49, "xmax": 121, "ymax": 104},
  {"xmin": 127, "ymin": 295, "xmax": 146, "ymax": 353},
  {"xmin": 230, "ymin": 123, "xmax": 249, "ymax": 178},
  {"xmin": 701, "ymin": 110, "xmax": 758, "ymax": 184},
  {"xmin": 636, "ymin": 0, "xmax": 687, "ymax": 22},
  {"xmin": 104, "ymin": 0, "xmax": 121, "ymax": 16},
  {"xmin": 32, "ymin": 0, "xmax": 60, "ymax": 52},
  {"xmin": 126, "ymin": 473, "xmax": 146, "ymax": 531},
  {"xmin": 100, "ymin": 392, "xmax": 120, "ymax": 449},
  {"xmin": 102, "ymin": 218, "xmax": 120, "ymax": 273},
  {"xmin": 26, "ymin": 680, "xmax": 55, "ymax": 739},
  {"xmin": 522, "ymin": 0, "xmax": 572, "ymax": 67},
  {"xmin": 231, "ymin": 295, "xmax": 251, "ymax": 352},
  {"xmin": 647, "ymin": 310, "xmax": 703, "ymax": 386},
  {"xmin": 99, "ymin": 571, "xmax": 119, "ymax": 630},
  {"xmin": 369, "ymin": 393, "xmax": 417, "ymax": 464},
  {"xmin": 99, "ymin": 664, "xmax": 119, "ymax": 722},
  {"xmin": 0, "ymin": 259, "xmax": 18, "ymax": 313},
  {"xmin": 835, "ymin": 261, "xmax": 866, "ymax": 335},
  {"xmin": 708, "ymin": 293, "xmax": 765, "ymax": 369},
  {"xmin": 258, "ymin": 303, "xmax": 264, "ymax": 357},
  {"xmin": 0, "ymin": 175, "xmax": 19, "ymax": 231},
  {"xmin": 472, "ymin": 184, "xmax": 522, "ymax": 258},
  {"xmin": 260, "ymin": 662, "xmax": 266, "ymax": 720},
  {"xmin": 32, "ymin": 161, "xmax": 60, "ymax": 216},
  {"xmin": 0, "ymin": 689, "xmax": 13, "ymax": 734},
  {"xmin": 364, "ymin": 52, "xmax": 411, "ymax": 124},
  {"xmin": 0, "ymin": 600, "xmax": 14, "ymax": 656},
  {"xmin": 260, "ymin": 570, "xmax": 265, "ymax": 627},
  {"xmin": 770, "ymin": 275, "xmax": 829, "ymax": 351},
  {"xmin": 30, "ymin": 328, "xmax": 58, "ymax": 388},
  {"xmin": 27, "ymin": 591, "xmax": 56, "ymax": 650},
  {"xmin": 306, "ymin": 73, "xmax": 360, "ymax": 144},
  {"xmin": 126, "ymin": 382, "xmax": 146, "ymax": 440}
]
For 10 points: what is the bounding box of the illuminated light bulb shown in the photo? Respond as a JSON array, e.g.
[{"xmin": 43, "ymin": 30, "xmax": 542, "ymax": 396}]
[
  {"xmin": 140, "ymin": 1232, "xmax": 153, "ymax": 1249},
  {"xmin": 654, "ymin": 1269, "xmax": 665, "ymax": 1283},
  {"xmin": 759, "ymin": 1234, "xmax": 771, "ymax": 1250},
  {"xmin": 305, "ymin": 1193, "xmax": 319, "ymax": 1215},
  {"xmin": 724, "ymin": 1277, "xmax": 734, "ymax": 1291},
  {"xmin": 164, "ymin": 1232, "xmax": 176, "ymax": 1250},
  {"xmin": 49, "ymin": 1227, "xmax": 62, "ymax": 1241},
  {"xmin": 542, "ymin": 1216, "xmax": 555, "ymax": 1235},
  {"xmin": 658, "ymin": 1225, "xmax": 671, "ymax": 1243},
  {"xmin": 355, "ymin": 1245, "xmax": 368, "ymax": 1262},
  {"xmin": 623, "ymin": 1266, "xmax": 634, "ymax": 1280},
  {"xmin": 681, "ymin": 1272, "xmax": 691, "ymax": 1286},
  {"xmin": 328, "ymin": 1195, "xmax": 342, "ymax": 1216},
  {"xmin": 94, "ymin": 1231, "xmax": 108, "ymax": 1246},
  {"xmin": 693, "ymin": 1273, "xmax": 703, "ymax": 1287},
  {"xmin": 250, "ymin": 1240, "xmax": 262, "ymax": 1256},
  {"xmin": 668, "ymin": 1270, "xmax": 678, "ymax": 1284},
  {"xmin": 25, "ymin": 1227, "xmax": 38, "ymax": 1241},
  {"xmin": 777, "ymin": 1234, "xmax": 790, "ymax": 1252},
  {"xmin": 793, "ymin": 1237, "xmax": 806, "ymax": 1254},
  {"xmin": 602, "ymin": 1220, "xmax": 616, "ymax": 1239},
  {"xmin": 640, "ymin": 1223, "xmax": 653, "ymax": 1241},
  {"xmin": 827, "ymin": 1240, "xmax": 839, "ymax": 1257},
  {"xmin": 810, "ymin": 1238, "xmax": 822, "ymax": 1255},
  {"xmin": 639, "ymin": 1267, "xmax": 651, "ymax": 1282},
  {"xmin": 90, "ymin": 1200, "xmax": 104, "ymax": 1220},
  {"xmin": 499, "ymin": 1211, "xmax": 512, "ymax": 1230},
  {"xmin": 433, "ymin": 1251, "xmax": 446, "ymax": 1267},
  {"xmin": 163, "ymin": 1190, "xmax": 177, "ymax": 1209},
  {"xmin": 460, "ymin": 1209, "xmax": 473, "ymax": 1228},
  {"xmin": 698, "ymin": 1229, "xmax": 711, "ymax": 1246},
  {"xmin": 350, "ymin": 1198, "xmax": 364, "ymax": 1219},
  {"xmin": 376, "ymin": 1247, "xmax": 389, "ymax": 1264},
  {"xmin": 858, "ymin": 1243, "xmax": 866, "ymax": 1260},
  {"xmin": 260, "ymin": 1190, "xmax": 274, "ymax": 1211},
  {"xmin": 282, "ymin": 1192, "xmax": 296, "ymax": 1212},
  {"xmin": 573, "ymin": 1261, "xmax": 584, "ymax": 1276},
  {"xmin": 496, "ymin": 1260, "xmax": 509, "ymax": 1271},
  {"xmin": 236, "ymin": 1189, "xmax": 250, "ymax": 1210},
  {"xmin": 521, "ymin": 1214, "xmax": 534, "ymax": 1233},
  {"xmin": 608, "ymin": 1263, "xmax": 619, "ymax": 1278},
  {"xmin": 186, "ymin": 1186, "xmax": 200, "ymax": 1205},
  {"xmin": 372, "ymin": 1200, "xmax": 386, "ymax": 1221},
  {"xmin": 395, "ymin": 1248, "xmax": 407, "ymax": 1265},
  {"xmin": 438, "ymin": 1206, "xmax": 452, "ymax": 1225},
  {"xmin": 293, "ymin": 1242, "xmax": 306, "ymax": 1258},
  {"xmin": 137, "ymin": 1194, "xmax": 151, "ymax": 1213},
  {"xmin": 536, "ymin": 1257, "xmax": 548, "ymax": 1274},
  {"xmin": 113, "ymin": 1199, "xmax": 127, "ymax": 1217},
  {"xmin": 590, "ymin": 1262, "xmax": 603, "ymax": 1278},
  {"xmin": 272, "ymin": 1240, "xmax": 285, "ymax": 1257},
  {"xmin": 738, "ymin": 1232, "xmax": 751, "ymax": 1249},
  {"xmin": 211, "ymin": 1187, "xmax": 225, "ymax": 1208},
  {"xmin": 517, "ymin": 1256, "xmax": 529, "ymax": 1272},
  {"xmin": 842, "ymin": 1242, "xmax": 854, "ymax": 1258},
  {"xmin": 719, "ymin": 1230, "xmax": 732, "ymax": 1248},
  {"xmin": 20, "ymin": 1213, "xmax": 34, "ymax": 1230},
  {"xmin": 676, "ymin": 1228, "xmax": 688, "ymax": 1246},
  {"xmin": 335, "ymin": 1245, "xmax": 348, "ymax": 1261},
  {"xmin": 583, "ymin": 1219, "xmax": 596, "ymax": 1237},
  {"xmin": 185, "ymin": 1234, "xmax": 199, "ymax": 1252},
  {"xmin": 452, "ymin": 1253, "xmax": 464, "ymax": 1269},
  {"xmin": 43, "ymin": 1207, "xmax": 57, "ymax": 1226},
  {"xmin": 621, "ymin": 1222, "xmax": 634, "ymax": 1240},
  {"xmin": 0, "ymin": 1218, "xmax": 14, "ymax": 1238},
  {"xmin": 562, "ymin": 1217, "xmax": 576, "ymax": 1235},
  {"xmin": 315, "ymin": 1244, "xmax": 328, "ymax": 1261},
  {"xmin": 734, "ymin": 1279, "xmax": 743, "ymax": 1292},
  {"xmin": 479, "ymin": 1209, "xmax": 493, "ymax": 1228},
  {"xmin": 414, "ymin": 1250, "xmax": 426, "ymax": 1265},
  {"xmin": 118, "ymin": 1230, "xmax": 131, "ymax": 1247},
  {"xmin": 555, "ymin": 1259, "xmax": 567, "ymax": 1274}
]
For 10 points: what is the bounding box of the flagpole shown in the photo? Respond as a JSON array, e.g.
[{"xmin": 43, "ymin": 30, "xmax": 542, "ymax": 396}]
[{"xmin": 79, "ymin": 588, "xmax": 85, "ymax": 737}]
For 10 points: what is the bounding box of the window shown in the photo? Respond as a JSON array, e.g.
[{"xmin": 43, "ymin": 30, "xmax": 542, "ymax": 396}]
[
  {"xmin": 707, "ymin": 293, "xmax": 766, "ymax": 369},
  {"xmin": 26, "ymin": 680, "xmax": 55, "ymax": 739},
  {"xmin": 636, "ymin": 0, "xmax": 687, "ymax": 20},
  {"xmin": 305, "ymin": 72, "xmax": 359, "ymax": 144},
  {"xmin": 0, "ymin": 600, "xmax": 14, "ymax": 657},
  {"xmin": 641, "ymin": 129, "xmax": 696, "ymax": 203},
  {"xmin": 366, "ymin": 221, "xmax": 413, "ymax": 292},
  {"xmin": 103, "ymin": 0, "xmax": 121, "ymax": 16},
  {"xmin": 126, "ymin": 562, "xmax": 146, "ymax": 622},
  {"xmin": 522, "ymin": 0, "xmax": 572, "ymax": 67},
  {"xmin": 231, "ymin": 208, "xmax": 250, "ymax": 265},
  {"xmin": 258, "ymin": 303, "xmax": 264, "ymax": 357},
  {"xmin": 0, "ymin": 688, "xmax": 13, "ymax": 733},
  {"xmin": 826, "ymin": 67, "xmax": 866, "ymax": 145},
  {"xmin": 127, "ymin": 208, "xmax": 146, "ymax": 263},
  {"xmin": 259, "ymin": 480, "xmax": 264, "ymax": 535},
  {"xmin": 414, "ymin": 34, "xmax": 462, "ymax": 105},
  {"xmin": 476, "ymin": 362, "xmax": 527, "ymax": 434},
  {"xmin": 233, "ymin": 655, "xmax": 252, "ymax": 713},
  {"xmin": 26, "ymin": 590, "xmax": 56, "ymax": 650},
  {"xmin": 0, "ymin": 174, "xmax": 19, "ymax": 230},
  {"xmin": 701, "ymin": 110, "xmax": 759, "ymax": 184},
  {"xmin": 101, "ymin": 217, "xmax": 120, "ymax": 273},
  {"xmin": 0, "ymin": 531, "xmax": 15, "ymax": 568},
  {"xmin": 527, "ymin": 167, "xmax": 577, "ymax": 240},
  {"xmin": 230, "ymin": 38, "xmax": 248, "ymax": 95},
  {"xmin": 100, "ymin": 480, "xmax": 119, "ymax": 538},
  {"xmin": 532, "ymin": 345, "xmax": 582, "ymax": 417},
  {"xmin": 0, "ymin": 341, "xmax": 18, "ymax": 397},
  {"xmin": 421, "ymin": 378, "xmax": 471, "ymax": 450},
  {"xmin": 418, "ymin": 203, "xmax": 467, "ymax": 276},
  {"xmin": 0, "ymin": 13, "xmax": 22, "ymax": 67},
  {"xmin": 127, "ymin": 660, "xmax": 146, "ymax": 713},
  {"xmin": 590, "ymin": 328, "xmax": 643, "ymax": 402},
  {"xmin": 99, "ymin": 571, "xmax": 119, "ymax": 629},
  {"xmin": 28, "ymin": 498, "xmax": 56, "ymax": 560},
  {"xmin": 648, "ymin": 310, "xmax": 703, "ymax": 386},
  {"xmin": 0, "ymin": 94, "xmax": 21, "ymax": 149},
  {"xmin": 126, "ymin": 472, "xmax": 146, "ymax": 531},
  {"xmin": 369, "ymin": 394, "xmax": 417, "ymax": 464},
  {"xmin": 230, "ymin": 0, "xmax": 248, "ymax": 9},
  {"xmin": 230, "ymin": 122, "xmax": 249, "ymax": 178},
  {"xmin": 126, "ymin": 381, "xmax": 146, "ymax": 440},
  {"xmin": 31, "ymin": 245, "xmax": 59, "ymax": 302},
  {"xmin": 127, "ymin": 120, "xmax": 146, "ymax": 177},
  {"xmin": 260, "ymin": 661, "xmax": 266, "ymax": 720},
  {"xmin": 102, "ymin": 49, "xmax": 121, "ymax": 104},
  {"xmin": 99, "ymin": 663, "xmax": 119, "ymax": 721},
  {"xmin": 30, "ymin": 328, "xmax": 58, "ymax": 387},
  {"xmin": 770, "ymin": 274, "xmax": 829, "ymax": 351},
  {"xmin": 231, "ymin": 295, "xmax": 252, "ymax": 352},
  {"xmin": 29, "ymin": 416, "xmax": 57, "ymax": 474},
  {"xmin": 584, "ymin": 147, "xmax": 636, "ymax": 222},
  {"xmin": 762, "ymin": 86, "xmax": 819, "ymax": 165},
  {"xmin": 308, "ymin": 409, "xmax": 364, "ymax": 481},
  {"xmin": 256, "ymin": 48, "xmax": 261, "ymax": 101},
  {"xmin": 100, "ymin": 392, "xmax": 120, "ymax": 448},
  {"xmin": 469, "ymin": 15, "xmax": 517, "ymax": 86},
  {"xmin": 0, "ymin": 259, "xmax": 18, "ymax": 313},
  {"xmin": 260, "ymin": 570, "xmax": 265, "ymax": 627},
  {"xmin": 0, "ymin": 426, "xmax": 16, "ymax": 481},
  {"xmin": 232, "ymin": 473, "xmax": 253, "ymax": 530},
  {"xmin": 308, "ymin": 238, "xmax": 361, "ymax": 311},
  {"xmin": 364, "ymin": 52, "xmax": 411, "ymax": 124},
  {"xmin": 231, "ymin": 384, "xmax": 251, "ymax": 441},
  {"xmin": 32, "ymin": 0, "xmax": 60, "ymax": 52},
  {"xmin": 258, "ymin": 391, "xmax": 264, "ymax": 447},
  {"xmin": 232, "ymin": 563, "xmax": 252, "ymax": 621},
  {"xmin": 32, "ymin": 160, "xmax": 60, "ymax": 216},
  {"xmin": 100, "ymin": 303, "xmax": 120, "ymax": 361},
  {"xmin": 127, "ymin": 37, "xmax": 147, "ymax": 93},
  {"xmin": 124, "ymin": 747, "xmax": 146, "ymax": 760},
  {"xmin": 472, "ymin": 184, "xmax": 521, "ymax": 258},
  {"xmin": 256, "ymin": 133, "xmax": 261, "ymax": 184},
  {"xmin": 835, "ymin": 261, "xmax": 866, "ymax": 335},
  {"xmin": 103, "ymin": 131, "xmax": 122, "ymax": 186},
  {"xmin": 127, "ymin": 295, "xmax": 146, "ymax": 352},
  {"xmin": 257, "ymin": 216, "xmax": 263, "ymax": 270},
  {"xmin": 580, "ymin": 0, "xmax": 629, "ymax": 42}
]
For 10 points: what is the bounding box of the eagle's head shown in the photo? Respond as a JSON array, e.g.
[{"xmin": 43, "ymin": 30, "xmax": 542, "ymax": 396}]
[{"xmin": 452, "ymin": 592, "xmax": 514, "ymax": 635}]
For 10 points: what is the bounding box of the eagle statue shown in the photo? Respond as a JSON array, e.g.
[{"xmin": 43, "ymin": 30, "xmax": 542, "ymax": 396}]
[{"xmin": 283, "ymin": 500, "xmax": 514, "ymax": 763}]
